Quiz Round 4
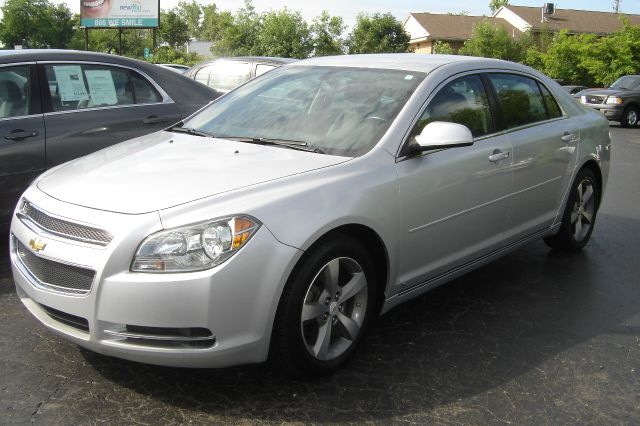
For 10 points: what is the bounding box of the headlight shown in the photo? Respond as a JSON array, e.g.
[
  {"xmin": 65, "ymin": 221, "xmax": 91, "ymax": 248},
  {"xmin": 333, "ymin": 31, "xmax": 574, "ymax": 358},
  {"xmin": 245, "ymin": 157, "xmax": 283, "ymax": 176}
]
[
  {"xmin": 131, "ymin": 216, "xmax": 260, "ymax": 273},
  {"xmin": 605, "ymin": 96, "xmax": 623, "ymax": 105},
  {"xmin": 580, "ymin": 96, "xmax": 587, "ymax": 103}
]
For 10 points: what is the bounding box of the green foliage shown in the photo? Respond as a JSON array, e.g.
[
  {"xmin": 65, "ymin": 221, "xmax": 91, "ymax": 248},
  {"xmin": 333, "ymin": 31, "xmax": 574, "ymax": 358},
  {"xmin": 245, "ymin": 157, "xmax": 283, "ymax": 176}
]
[
  {"xmin": 310, "ymin": 11, "xmax": 345, "ymax": 56},
  {"xmin": 199, "ymin": 4, "xmax": 234, "ymax": 43},
  {"xmin": 346, "ymin": 13, "xmax": 410, "ymax": 54},
  {"xmin": 176, "ymin": 1, "xmax": 202, "ymax": 39},
  {"xmin": 150, "ymin": 46, "xmax": 202, "ymax": 66},
  {"xmin": 253, "ymin": 8, "xmax": 311, "ymax": 58},
  {"xmin": 540, "ymin": 30, "xmax": 597, "ymax": 85},
  {"xmin": 432, "ymin": 41, "xmax": 455, "ymax": 54},
  {"xmin": 159, "ymin": 10, "xmax": 190, "ymax": 48},
  {"xmin": 0, "ymin": 0, "xmax": 74, "ymax": 48},
  {"xmin": 210, "ymin": 0, "xmax": 262, "ymax": 56},
  {"xmin": 459, "ymin": 20, "xmax": 522, "ymax": 61},
  {"xmin": 489, "ymin": 0, "xmax": 510, "ymax": 13}
]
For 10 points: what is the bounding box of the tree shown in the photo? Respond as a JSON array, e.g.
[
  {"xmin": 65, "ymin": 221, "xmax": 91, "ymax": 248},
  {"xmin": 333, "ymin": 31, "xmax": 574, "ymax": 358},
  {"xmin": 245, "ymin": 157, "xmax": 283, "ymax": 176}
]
[
  {"xmin": 199, "ymin": 4, "xmax": 234, "ymax": 43},
  {"xmin": 211, "ymin": 0, "xmax": 262, "ymax": 56},
  {"xmin": 489, "ymin": 0, "xmax": 510, "ymax": 13},
  {"xmin": 176, "ymin": 0, "xmax": 202, "ymax": 40},
  {"xmin": 459, "ymin": 20, "xmax": 522, "ymax": 61},
  {"xmin": 150, "ymin": 46, "xmax": 203, "ymax": 66},
  {"xmin": 346, "ymin": 13, "xmax": 410, "ymax": 54},
  {"xmin": 310, "ymin": 10, "xmax": 345, "ymax": 56},
  {"xmin": 254, "ymin": 8, "xmax": 311, "ymax": 58},
  {"xmin": 0, "ymin": 0, "xmax": 74, "ymax": 48},
  {"xmin": 540, "ymin": 30, "xmax": 597, "ymax": 85},
  {"xmin": 159, "ymin": 9, "xmax": 190, "ymax": 49}
]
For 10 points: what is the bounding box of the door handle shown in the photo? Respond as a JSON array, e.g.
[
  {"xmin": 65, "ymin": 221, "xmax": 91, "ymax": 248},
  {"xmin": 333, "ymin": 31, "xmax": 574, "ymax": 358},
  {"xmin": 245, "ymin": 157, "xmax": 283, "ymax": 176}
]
[
  {"xmin": 561, "ymin": 132, "xmax": 579, "ymax": 143},
  {"xmin": 4, "ymin": 130, "xmax": 38, "ymax": 140},
  {"xmin": 488, "ymin": 150, "xmax": 510, "ymax": 162},
  {"xmin": 142, "ymin": 116, "xmax": 170, "ymax": 124}
]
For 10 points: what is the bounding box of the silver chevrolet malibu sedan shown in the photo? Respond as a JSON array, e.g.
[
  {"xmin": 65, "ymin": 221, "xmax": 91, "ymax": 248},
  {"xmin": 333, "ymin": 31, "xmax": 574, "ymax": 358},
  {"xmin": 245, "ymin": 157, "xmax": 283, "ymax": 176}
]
[{"xmin": 9, "ymin": 54, "xmax": 610, "ymax": 376}]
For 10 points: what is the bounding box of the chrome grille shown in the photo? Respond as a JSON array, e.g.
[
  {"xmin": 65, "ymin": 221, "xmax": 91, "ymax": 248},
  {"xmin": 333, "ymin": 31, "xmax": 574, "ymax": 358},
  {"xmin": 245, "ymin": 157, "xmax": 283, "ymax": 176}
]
[
  {"xmin": 16, "ymin": 239, "xmax": 95, "ymax": 295},
  {"xmin": 19, "ymin": 200, "xmax": 113, "ymax": 246}
]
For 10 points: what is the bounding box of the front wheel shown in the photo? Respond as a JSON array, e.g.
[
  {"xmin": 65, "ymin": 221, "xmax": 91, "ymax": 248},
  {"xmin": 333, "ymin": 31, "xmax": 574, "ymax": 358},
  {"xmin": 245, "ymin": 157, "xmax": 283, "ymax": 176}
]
[
  {"xmin": 270, "ymin": 236, "xmax": 376, "ymax": 376},
  {"xmin": 621, "ymin": 106, "xmax": 639, "ymax": 128},
  {"xmin": 544, "ymin": 168, "xmax": 599, "ymax": 252}
]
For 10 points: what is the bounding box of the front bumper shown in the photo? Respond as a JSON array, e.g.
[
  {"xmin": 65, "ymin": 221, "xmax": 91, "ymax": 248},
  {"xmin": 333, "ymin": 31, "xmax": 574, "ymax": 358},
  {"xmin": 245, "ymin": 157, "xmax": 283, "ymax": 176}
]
[
  {"xmin": 10, "ymin": 187, "xmax": 302, "ymax": 368},
  {"xmin": 582, "ymin": 103, "xmax": 624, "ymax": 121}
]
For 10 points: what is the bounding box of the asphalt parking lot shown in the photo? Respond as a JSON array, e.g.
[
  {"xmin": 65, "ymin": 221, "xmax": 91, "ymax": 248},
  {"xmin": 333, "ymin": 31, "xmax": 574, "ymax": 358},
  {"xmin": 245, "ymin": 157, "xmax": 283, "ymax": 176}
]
[{"xmin": 1, "ymin": 126, "xmax": 639, "ymax": 425}]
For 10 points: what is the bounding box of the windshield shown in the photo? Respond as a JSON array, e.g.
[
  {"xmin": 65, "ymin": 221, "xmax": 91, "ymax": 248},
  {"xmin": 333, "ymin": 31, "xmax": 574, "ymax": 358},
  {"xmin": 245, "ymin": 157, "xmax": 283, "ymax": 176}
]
[
  {"xmin": 183, "ymin": 65, "xmax": 424, "ymax": 157},
  {"xmin": 609, "ymin": 76, "xmax": 640, "ymax": 90}
]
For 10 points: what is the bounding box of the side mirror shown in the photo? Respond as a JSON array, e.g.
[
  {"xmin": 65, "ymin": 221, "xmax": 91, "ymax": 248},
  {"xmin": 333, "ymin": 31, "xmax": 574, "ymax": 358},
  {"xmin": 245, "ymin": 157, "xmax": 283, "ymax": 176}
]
[{"xmin": 411, "ymin": 121, "xmax": 474, "ymax": 154}]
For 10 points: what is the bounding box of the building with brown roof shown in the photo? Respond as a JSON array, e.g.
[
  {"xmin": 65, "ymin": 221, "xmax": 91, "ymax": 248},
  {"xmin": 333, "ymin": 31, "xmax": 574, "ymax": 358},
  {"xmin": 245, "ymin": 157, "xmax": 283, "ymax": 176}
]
[
  {"xmin": 494, "ymin": 5, "xmax": 640, "ymax": 36},
  {"xmin": 404, "ymin": 4, "xmax": 640, "ymax": 54}
]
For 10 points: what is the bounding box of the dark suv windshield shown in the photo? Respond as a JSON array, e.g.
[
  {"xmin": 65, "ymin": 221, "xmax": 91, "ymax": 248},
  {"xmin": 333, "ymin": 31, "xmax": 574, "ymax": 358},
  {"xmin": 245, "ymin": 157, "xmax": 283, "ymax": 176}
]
[
  {"xmin": 609, "ymin": 76, "xmax": 640, "ymax": 90},
  {"xmin": 183, "ymin": 65, "xmax": 424, "ymax": 157}
]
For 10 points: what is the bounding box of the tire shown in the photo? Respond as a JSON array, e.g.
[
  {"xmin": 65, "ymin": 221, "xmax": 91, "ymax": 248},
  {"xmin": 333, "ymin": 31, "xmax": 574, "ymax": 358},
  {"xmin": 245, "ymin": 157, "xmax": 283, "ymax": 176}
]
[
  {"xmin": 621, "ymin": 106, "xmax": 639, "ymax": 128},
  {"xmin": 544, "ymin": 168, "xmax": 599, "ymax": 252},
  {"xmin": 270, "ymin": 235, "xmax": 377, "ymax": 377}
]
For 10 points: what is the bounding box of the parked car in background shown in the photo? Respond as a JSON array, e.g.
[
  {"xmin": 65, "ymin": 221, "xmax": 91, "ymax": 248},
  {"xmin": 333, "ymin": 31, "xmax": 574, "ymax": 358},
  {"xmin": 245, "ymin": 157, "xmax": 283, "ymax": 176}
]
[
  {"xmin": 0, "ymin": 49, "xmax": 220, "ymax": 228},
  {"xmin": 184, "ymin": 56, "xmax": 297, "ymax": 93},
  {"xmin": 562, "ymin": 85, "xmax": 588, "ymax": 95},
  {"xmin": 10, "ymin": 54, "xmax": 610, "ymax": 376},
  {"xmin": 156, "ymin": 64, "xmax": 190, "ymax": 73},
  {"xmin": 578, "ymin": 75, "xmax": 640, "ymax": 127}
]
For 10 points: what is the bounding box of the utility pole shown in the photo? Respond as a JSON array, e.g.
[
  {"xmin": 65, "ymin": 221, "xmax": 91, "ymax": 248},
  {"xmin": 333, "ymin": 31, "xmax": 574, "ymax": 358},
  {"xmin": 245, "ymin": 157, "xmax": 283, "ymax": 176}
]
[{"xmin": 613, "ymin": 0, "xmax": 621, "ymax": 13}]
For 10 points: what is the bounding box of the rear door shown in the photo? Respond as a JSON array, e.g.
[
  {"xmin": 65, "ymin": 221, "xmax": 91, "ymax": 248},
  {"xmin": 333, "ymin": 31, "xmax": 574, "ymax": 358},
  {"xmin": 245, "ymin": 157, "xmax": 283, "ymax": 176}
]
[
  {"xmin": 39, "ymin": 62, "xmax": 181, "ymax": 167},
  {"xmin": 486, "ymin": 73, "xmax": 579, "ymax": 243},
  {"xmin": 0, "ymin": 63, "xmax": 45, "ymax": 226}
]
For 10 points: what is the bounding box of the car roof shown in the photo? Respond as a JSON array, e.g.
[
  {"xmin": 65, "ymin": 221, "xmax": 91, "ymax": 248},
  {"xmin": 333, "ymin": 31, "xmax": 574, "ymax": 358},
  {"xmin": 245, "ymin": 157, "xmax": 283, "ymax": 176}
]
[
  {"xmin": 291, "ymin": 53, "xmax": 526, "ymax": 74},
  {"xmin": 193, "ymin": 56, "xmax": 297, "ymax": 67},
  {"xmin": 0, "ymin": 49, "xmax": 154, "ymax": 66}
]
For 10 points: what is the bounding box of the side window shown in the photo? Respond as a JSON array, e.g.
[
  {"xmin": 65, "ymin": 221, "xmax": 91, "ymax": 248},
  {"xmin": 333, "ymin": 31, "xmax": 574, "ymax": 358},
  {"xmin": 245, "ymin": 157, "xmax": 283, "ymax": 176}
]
[
  {"xmin": 130, "ymin": 71, "xmax": 162, "ymax": 104},
  {"xmin": 411, "ymin": 74, "xmax": 493, "ymax": 138},
  {"xmin": 0, "ymin": 65, "xmax": 31, "ymax": 119},
  {"xmin": 488, "ymin": 74, "xmax": 548, "ymax": 128},
  {"xmin": 44, "ymin": 64, "xmax": 136, "ymax": 112},
  {"xmin": 194, "ymin": 66, "xmax": 211, "ymax": 86},
  {"xmin": 539, "ymin": 83, "xmax": 563, "ymax": 119},
  {"xmin": 255, "ymin": 64, "xmax": 276, "ymax": 77},
  {"xmin": 207, "ymin": 61, "xmax": 252, "ymax": 92}
]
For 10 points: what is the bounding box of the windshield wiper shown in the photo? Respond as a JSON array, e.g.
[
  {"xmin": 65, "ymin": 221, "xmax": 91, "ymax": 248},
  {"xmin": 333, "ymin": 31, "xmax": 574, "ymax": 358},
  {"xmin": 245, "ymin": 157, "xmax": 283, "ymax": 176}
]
[
  {"xmin": 220, "ymin": 136, "xmax": 325, "ymax": 154},
  {"xmin": 167, "ymin": 125, "xmax": 216, "ymax": 138}
]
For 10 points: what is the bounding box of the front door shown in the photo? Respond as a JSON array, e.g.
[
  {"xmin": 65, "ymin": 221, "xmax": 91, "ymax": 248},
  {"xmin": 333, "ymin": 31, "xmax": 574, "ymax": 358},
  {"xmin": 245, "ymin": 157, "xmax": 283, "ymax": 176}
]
[
  {"xmin": 395, "ymin": 74, "xmax": 513, "ymax": 294},
  {"xmin": 40, "ymin": 62, "xmax": 181, "ymax": 167},
  {"xmin": 0, "ymin": 64, "xmax": 45, "ymax": 226}
]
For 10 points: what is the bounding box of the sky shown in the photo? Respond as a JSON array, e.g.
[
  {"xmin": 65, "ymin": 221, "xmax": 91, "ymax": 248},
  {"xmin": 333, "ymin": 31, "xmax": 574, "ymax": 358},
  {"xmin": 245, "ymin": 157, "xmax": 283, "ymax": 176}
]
[{"xmin": 55, "ymin": 0, "xmax": 640, "ymax": 28}]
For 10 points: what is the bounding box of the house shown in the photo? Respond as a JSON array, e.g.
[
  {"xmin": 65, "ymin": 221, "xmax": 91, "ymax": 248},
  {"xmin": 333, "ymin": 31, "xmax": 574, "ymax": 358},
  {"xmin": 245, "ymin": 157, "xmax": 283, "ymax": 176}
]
[
  {"xmin": 494, "ymin": 5, "xmax": 640, "ymax": 36},
  {"xmin": 404, "ymin": 13, "xmax": 520, "ymax": 53},
  {"xmin": 404, "ymin": 4, "xmax": 640, "ymax": 54}
]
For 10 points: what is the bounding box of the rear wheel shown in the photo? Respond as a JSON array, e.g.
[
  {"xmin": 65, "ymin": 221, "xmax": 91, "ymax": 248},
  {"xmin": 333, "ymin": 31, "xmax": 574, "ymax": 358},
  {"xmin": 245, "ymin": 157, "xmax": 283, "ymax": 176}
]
[
  {"xmin": 270, "ymin": 236, "xmax": 376, "ymax": 376},
  {"xmin": 544, "ymin": 168, "xmax": 599, "ymax": 252},
  {"xmin": 621, "ymin": 106, "xmax": 638, "ymax": 128}
]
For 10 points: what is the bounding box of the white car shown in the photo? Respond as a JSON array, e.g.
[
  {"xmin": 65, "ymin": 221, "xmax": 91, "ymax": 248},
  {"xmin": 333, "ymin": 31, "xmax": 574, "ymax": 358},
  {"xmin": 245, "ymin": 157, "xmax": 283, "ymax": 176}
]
[{"xmin": 9, "ymin": 54, "xmax": 610, "ymax": 376}]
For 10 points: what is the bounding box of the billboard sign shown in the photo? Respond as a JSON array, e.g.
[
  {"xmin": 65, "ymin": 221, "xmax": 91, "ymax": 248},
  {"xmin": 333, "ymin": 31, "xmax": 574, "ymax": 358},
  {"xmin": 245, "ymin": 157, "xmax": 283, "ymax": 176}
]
[{"xmin": 81, "ymin": 0, "xmax": 159, "ymax": 28}]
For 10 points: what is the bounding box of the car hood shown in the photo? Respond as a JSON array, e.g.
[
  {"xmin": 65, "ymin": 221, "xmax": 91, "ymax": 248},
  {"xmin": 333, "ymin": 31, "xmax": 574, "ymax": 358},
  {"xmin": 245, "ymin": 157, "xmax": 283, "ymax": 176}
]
[
  {"xmin": 579, "ymin": 88, "xmax": 630, "ymax": 97},
  {"xmin": 37, "ymin": 131, "xmax": 351, "ymax": 214}
]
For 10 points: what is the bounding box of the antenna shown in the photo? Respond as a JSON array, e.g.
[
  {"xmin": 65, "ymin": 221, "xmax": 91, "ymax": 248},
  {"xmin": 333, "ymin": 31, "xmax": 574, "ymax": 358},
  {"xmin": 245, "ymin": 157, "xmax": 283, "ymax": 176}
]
[{"xmin": 613, "ymin": 0, "xmax": 621, "ymax": 13}]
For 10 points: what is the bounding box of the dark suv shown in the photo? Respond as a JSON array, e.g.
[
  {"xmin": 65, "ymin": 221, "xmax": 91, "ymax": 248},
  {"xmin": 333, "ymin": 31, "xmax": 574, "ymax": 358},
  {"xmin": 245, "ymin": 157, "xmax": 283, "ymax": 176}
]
[{"xmin": 578, "ymin": 75, "xmax": 640, "ymax": 127}]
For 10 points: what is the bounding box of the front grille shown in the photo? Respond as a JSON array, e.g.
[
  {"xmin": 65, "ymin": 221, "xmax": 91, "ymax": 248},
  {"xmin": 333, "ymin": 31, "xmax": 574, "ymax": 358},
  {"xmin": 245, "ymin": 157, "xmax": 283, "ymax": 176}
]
[
  {"xmin": 39, "ymin": 304, "xmax": 89, "ymax": 333},
  {"xmin": 16, "ymin": 239, "xmax": 95, "ymax": 295},
  {"xmin": 584, "ymin": 95, "xmax": 606, "ymax": 104},
  {"xmin": 19, "ymin": 200, "xmax": 113, "ymax": 246}
]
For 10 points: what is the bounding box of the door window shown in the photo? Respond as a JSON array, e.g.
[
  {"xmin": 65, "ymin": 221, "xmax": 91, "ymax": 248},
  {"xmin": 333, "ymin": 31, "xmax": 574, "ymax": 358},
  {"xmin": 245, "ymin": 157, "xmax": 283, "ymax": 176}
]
[
  {"xmin": 539, "ymin": 84, "xmax": 563, "ymax": 119},
  {"xmin": 411, "ymin": 74, "xmax": 493, "ymax": 138},
  {"xmin": 488, "ymin": 74, "xmax": 549, "ymax": 128},
  {"xmin": 0, "ymin": 65, "xmax": 31, "ymax": 119},
  {"xmin": 44, "ymin": 64, "xmax": 161, "ymax": 112}
]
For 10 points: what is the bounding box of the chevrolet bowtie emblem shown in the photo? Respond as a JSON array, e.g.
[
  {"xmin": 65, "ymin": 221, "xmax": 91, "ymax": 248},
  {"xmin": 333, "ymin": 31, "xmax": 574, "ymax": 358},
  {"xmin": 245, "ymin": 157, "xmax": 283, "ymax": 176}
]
[{"xmin": 29, "ymin": 238, "xmax": 47, "ymax": 252}]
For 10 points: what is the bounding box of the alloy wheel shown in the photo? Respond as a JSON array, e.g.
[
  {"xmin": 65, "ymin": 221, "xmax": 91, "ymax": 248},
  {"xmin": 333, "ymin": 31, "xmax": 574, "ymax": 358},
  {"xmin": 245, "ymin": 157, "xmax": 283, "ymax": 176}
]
[
  {"xmin": 627, "ymin": 109, "xmax": 638, "ymax": 127},
  {"xmin": 571, "ymin": 178, "xmax": 596, "ymax": 242},
  {"xmin": 300, "ymin": 257, "xmax": 368, "ymax": 361}
]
